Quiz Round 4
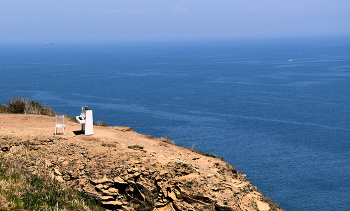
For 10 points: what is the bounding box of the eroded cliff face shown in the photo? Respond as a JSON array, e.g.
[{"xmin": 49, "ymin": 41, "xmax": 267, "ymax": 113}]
[{"xmin": 0, "ymin": 114, "xmax": 282, "ymax": 211}]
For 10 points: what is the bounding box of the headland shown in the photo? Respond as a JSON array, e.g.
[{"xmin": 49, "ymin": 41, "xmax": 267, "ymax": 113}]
[{"xmin": 0, "ymin": 113, "xmax": 282, "ymax": 210}]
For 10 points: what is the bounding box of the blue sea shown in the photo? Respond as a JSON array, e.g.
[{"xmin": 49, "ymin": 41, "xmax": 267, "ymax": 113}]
[{"xmin": 1, "ymin": 38, "xmax": 350, "ymax": 211}]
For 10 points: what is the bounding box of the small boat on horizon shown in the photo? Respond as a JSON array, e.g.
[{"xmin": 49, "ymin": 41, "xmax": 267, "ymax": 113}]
[{"xmin": 288, "ymin": 59, "xmax": 293, "ymax": 61}]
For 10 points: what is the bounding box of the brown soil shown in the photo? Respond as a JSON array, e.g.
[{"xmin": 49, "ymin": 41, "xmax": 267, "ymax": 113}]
[{"xmin": 0, "ymin": 114, "xmax": 282, "ymax": 211}]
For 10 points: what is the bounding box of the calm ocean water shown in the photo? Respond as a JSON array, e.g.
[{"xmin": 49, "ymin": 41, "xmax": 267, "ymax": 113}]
[{"xmin": 1, "ymin": 38, "xmax": 350, "ymax": 210}]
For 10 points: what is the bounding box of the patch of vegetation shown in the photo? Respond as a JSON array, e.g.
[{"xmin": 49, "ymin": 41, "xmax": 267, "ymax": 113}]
[
  {"xmin": 250, "ymin": 200, "xmax": 258, "ymax": 211},
  {"xmin": 94, "ymin": 120, "xmax": 108, "ymax": 127},
  {"xmin": 182, "ymin": 163, "xmax": 189, "ymax": 168},
  {"xmin": 23, "ymin": 140, "xmax": 34, "ymax": 147},
  {"xmin": 0, "ymin": 104, "xmax": 9, "ymax": 113},
  {"xmin": 4, "ymin": 96, "xmax": 57, "ymax": 116},
  {"xmin": 158, "ymin": 136, "xmax": 175, "ymax": 145},
  {"xmin": 128, "ymin": 145, "xmax": 144, "ymax": 150},
  {"xmin": 0, "ymin": 156, "xmax": 105, "ymax": 211},
  {"xmin": 186, "ymin": 181, "xmax": 193, "ymax": 188},
  {"xmin": 231, "ymin": 169, "xmax": 237, "ymax": 175},
  {"xmin": 175, "ymin": 162, "xmax": 191, "ymax": 171},
  {"xmin": 203, "ymin": 153, "xmax": 224, "ymax": 160},
  {"xmin": 260, "ymin": 193, "xmax": 282, "ymax": 211},
  {"xmin": 67, "ymin": 115, "xmax": 79, "ymax": 123},
  {"xmin": 101, "ymin": 143, "xmax": 116, "ymax": 147},
  {"xmin": 84, "ymin": 137, "xmax": 101, "ymax": 142},
  {"xmin": 26, "ymin": 99, "xmax": 57, "ymax": 116},
  {"xmin": 179, "ymin": 145, "xmax": 224, "ymax": 161},
  {"xmin": 7, "ymin": 97, "xmax": 27, "ymax": 114},
  {"xmin": 132, "ymin": 198, "xmax": 154, "ymax": 211}
]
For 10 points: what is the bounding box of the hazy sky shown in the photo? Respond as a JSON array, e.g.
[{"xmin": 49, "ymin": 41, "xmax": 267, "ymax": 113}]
[{"xmin": 1, "ymin": 0, "xmax": 350, "ymax": 43}]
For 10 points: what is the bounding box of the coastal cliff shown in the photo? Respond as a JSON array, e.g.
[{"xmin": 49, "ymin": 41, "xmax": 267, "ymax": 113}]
[{"xmin": 0, "ymin": 114, "xmax": 282, "ymax": 211}]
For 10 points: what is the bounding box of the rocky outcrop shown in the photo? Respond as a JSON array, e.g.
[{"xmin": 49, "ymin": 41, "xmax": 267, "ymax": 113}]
[{"xmin": 0, "ymin": 134, "xmax": 281, "ymax": 211}]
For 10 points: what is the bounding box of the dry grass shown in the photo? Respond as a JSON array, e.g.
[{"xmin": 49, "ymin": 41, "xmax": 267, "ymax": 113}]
[
  {"xmin": 4, "ymin": 97, "xmax": 57, "ymax": 116},
  {"xmin": 95, "ymin": 120, "xmax": 108, "ymax": 127},
  {"xmin": 128, "ymin": 145, "xmax": 144, "ymax": 150},
  {"xmin": 101, "ymin": 143, "xmax": 116, "ymax": 147},
  {"xmin": 158, "ymin": 136, "xmax": 175, "ymax": 145},
  {"xmin": 180, "ymin": 145, "xmax": 224, "ymax": 160},
  {"xmin": 82, "ymin": 137, "xmax": 101, "ymax": 143},
  {"xmin": 64, "ymin": 115, "xmax": 78, "ymax": 124}
]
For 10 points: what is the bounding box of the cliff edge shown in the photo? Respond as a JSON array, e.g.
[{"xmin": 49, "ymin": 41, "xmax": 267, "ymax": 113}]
[{"xmin": 0, "ymin": 114, "xmax": 282, "ymax": 211}]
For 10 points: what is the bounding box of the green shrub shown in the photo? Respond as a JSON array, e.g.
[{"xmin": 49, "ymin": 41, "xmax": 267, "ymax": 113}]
[
  {"xmin": 0, "ymin": 104, "xmax": 9, "ymax": 113},
  {"xmin": 7, "ymin": 97, "xmax": 27, "ymax": 113},
  {"xmin": 5, "ymin": 97, "xmax": 57, "ymax": 116}
]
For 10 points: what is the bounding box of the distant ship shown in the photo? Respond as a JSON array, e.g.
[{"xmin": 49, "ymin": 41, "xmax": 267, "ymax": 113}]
[
  {"xmin": 46, "ymin": 42, "xmax": 55, "ymax": 45},
  {"xmin": 288, "ymin": 59, "xmax": 293, "ymax": 61}
]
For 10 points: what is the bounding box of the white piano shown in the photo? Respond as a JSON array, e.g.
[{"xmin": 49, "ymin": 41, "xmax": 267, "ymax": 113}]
[{"xmin": 76, "ymin": 106, "xmax": 93, "ymax": 135}]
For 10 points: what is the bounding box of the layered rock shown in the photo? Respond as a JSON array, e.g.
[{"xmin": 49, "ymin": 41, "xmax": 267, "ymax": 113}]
[{"xmin": 0, "ymin": 130, "xmax": 281, "ymax": 211}]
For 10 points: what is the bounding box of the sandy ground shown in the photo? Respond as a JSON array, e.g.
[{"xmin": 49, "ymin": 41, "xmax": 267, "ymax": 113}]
[{"xmin": 0, "ymin": 114, "xmax": 214, "ymax": 174}]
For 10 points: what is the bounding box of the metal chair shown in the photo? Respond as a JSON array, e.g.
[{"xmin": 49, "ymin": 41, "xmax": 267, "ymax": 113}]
[{"xmin": 55, "ymin": 115, "xmax": 66, "ymax": 135}]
